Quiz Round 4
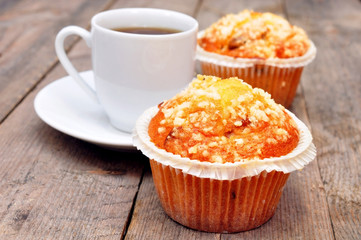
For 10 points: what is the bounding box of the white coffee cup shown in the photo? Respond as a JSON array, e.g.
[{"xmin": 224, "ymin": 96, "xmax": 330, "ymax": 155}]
[{"xmin": 55, "ymin": 8, "xmax": 198, "ymax": 132}]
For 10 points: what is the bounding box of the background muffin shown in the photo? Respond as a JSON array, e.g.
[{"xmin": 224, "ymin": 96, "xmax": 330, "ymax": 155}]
[
  {"xmin": 197, "ymin": 10, "xmax": 316, "ymax": 108},
  {"xmin": 134, "ymin": 75, "xmax": 316, "ymax": 232}
]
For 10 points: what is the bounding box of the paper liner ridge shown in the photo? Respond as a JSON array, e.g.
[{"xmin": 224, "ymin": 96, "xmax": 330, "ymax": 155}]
[{"xmin": 132, "ymin": 106, "xmax": 316, "ymax": 180}]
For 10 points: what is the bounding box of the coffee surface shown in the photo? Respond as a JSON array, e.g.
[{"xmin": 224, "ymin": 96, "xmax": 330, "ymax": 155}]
[{"xmin": 112, "ymin": 27, "xmax": 181, "ymax": 35}]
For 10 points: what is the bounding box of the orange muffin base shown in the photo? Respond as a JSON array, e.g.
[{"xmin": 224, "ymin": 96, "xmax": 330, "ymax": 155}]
[
  {"xmin": 200, "ymin": 62, "xmax": 304, "ymax": 108},
  {"xmin": 150, "ymin": 159, "xmax": 290, "ymax": 233}
]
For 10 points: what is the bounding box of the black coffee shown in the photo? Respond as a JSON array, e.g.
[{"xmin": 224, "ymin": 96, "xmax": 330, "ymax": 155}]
[{"xmin": 112, "ymin": 27, "xmax": 181, "ymax": 35}]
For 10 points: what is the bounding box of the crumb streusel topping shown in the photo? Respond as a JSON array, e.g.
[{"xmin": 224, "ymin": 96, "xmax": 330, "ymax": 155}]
[
  {"xmin": 148, "ymin": 75, "xmax": 300, "ymax": 163},
  {"xmin": 198, "ymin": 10, "xmax": 310, "ymax": 59}
]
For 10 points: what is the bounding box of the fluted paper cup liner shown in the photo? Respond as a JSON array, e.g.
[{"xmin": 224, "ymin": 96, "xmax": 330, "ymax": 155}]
[
  {"xmin": 196, "ymin": 31, "xmax": 317, "ymax": 108},
  {"xmin": 133, "ymin": 106, "xmax": 316, "ymax": 232}
]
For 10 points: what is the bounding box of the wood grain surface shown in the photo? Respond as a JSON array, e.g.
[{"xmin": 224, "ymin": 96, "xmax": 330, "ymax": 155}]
[
  {"xmin": 0, "ymin": 0, "xmax": 114, "ymax": 122},
  {"xmin": 0, "ymin": 31, "xmax": 147, "ymax": 239},
  {"xmin": 286, "ymin": 0, "xmax": 361, "ymax": 238},
  {"xmin": 0, "ymin": 0, "xmax": 360, "ymax": 239}
]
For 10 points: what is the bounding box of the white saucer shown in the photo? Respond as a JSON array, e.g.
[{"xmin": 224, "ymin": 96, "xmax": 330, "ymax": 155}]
[{"xmin": 34, "ymin": 70, "xmax": 135, "ymax": 150}]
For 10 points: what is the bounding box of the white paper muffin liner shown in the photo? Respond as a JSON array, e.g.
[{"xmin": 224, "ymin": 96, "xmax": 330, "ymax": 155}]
[
  {"xmin": 196, "ymin": 30, "xmax": 317, "ymax": 69},
  {"xmin": 133, "ymin": 106, "xmax": 316, "ymax": 180}
]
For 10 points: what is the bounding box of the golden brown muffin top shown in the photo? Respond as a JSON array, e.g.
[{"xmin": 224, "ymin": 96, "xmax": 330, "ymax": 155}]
[
  {"xmin": 198, "ymin": 10, "xmax": 310, "ymax": 59},
  {"xmin": 148, "ymin": 75, "xmax": 300, "ymax": 163}
]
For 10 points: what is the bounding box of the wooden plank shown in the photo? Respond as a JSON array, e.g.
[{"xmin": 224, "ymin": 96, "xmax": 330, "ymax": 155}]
[
  {"xmin": 107, "ymin": 0, "xmax": 201, "ymax": 15},
  {"xmin": 0, "ymin": 0, "xmax": 114, "ymax": 122},
  {"xmin": 285, "ymin": 0, "xmax": 361, "ymax": 239},
  {"xmin": 0, "ymin": 22, "xmax": 146, "ymax": 239}
]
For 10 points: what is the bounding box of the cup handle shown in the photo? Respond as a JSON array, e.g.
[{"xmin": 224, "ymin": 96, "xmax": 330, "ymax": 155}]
[{"xmin": 55, "ymin": 26, "xmax": 98, "ymax": 102}]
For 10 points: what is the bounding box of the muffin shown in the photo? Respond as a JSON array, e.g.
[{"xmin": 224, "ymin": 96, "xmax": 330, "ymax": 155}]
[
  {"xmin": 197, "ymin": 10, "xmax": 316, "ymax": 108},
  {"xmin": 133, "ymin": 75, "xmax": 316, "ymax": 232}
]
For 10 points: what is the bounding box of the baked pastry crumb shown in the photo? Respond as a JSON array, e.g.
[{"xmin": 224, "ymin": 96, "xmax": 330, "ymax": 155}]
[
  {"xmin": 198, "ymin": 9, "xmax": 310, "ymax": 59},
  {"xmin": 148, "ymin": 75, "xmax": 300, "ymax": 163}
]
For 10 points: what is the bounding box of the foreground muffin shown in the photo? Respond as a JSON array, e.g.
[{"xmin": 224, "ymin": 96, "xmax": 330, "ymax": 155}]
[
  {"xmin": 133, "ymin": 75, "xmax": 316, "ymax": 232},
  {"xmin": 197, "ymin": 10, "xmax": 316, "ymax": 107}
]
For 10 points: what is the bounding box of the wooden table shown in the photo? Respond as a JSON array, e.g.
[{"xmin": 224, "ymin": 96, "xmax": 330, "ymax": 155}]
[{"xmin": 1, "ymin": 0, "xmax": 360, "ymax": 239}]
